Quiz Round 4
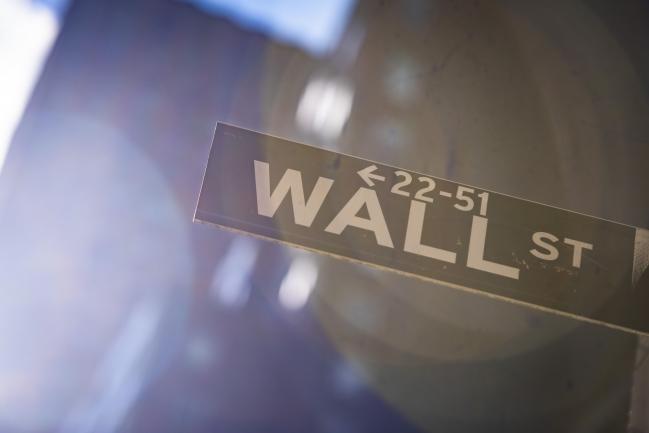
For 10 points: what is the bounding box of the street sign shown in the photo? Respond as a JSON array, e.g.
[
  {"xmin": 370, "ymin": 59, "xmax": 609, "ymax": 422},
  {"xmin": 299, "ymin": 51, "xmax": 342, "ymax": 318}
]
[{"xmin": 195, "ymin": 123, "xmax": 649, "ymax": 336}]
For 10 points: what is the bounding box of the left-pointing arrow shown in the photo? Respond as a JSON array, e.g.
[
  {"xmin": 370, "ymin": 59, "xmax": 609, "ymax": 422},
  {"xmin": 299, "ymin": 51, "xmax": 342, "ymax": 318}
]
[{"xmin": 357, "ymin": 164, "xmax": 386, "ymax": 187}]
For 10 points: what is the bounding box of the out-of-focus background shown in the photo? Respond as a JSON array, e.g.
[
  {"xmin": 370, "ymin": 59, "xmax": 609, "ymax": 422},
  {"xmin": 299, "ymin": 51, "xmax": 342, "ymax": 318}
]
[{"xmin": 0, "ymin": 1, "xmax": 648, "ymax": 432}]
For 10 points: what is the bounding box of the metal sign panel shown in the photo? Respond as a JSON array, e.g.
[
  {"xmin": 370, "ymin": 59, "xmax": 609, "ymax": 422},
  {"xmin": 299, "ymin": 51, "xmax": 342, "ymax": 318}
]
[{"xmin": 195, "ymin": 123, "xmax": 649, "ymax": 335}]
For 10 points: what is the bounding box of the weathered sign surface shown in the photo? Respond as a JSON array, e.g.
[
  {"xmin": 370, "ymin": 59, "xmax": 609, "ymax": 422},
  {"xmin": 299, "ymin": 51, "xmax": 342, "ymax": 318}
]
[{"xmin": 195, "ymin": 123, "xmax": 649, "ymax": 335}]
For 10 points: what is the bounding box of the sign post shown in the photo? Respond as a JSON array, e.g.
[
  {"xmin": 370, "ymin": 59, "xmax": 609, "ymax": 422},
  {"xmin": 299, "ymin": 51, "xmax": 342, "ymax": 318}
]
[{"xmin": 195, "ymin": 123, "xmax": 649, "ymax": 336}]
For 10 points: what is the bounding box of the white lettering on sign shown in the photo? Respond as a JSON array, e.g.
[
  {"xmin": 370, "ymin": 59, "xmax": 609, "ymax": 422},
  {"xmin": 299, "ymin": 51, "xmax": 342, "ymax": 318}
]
[
  {"xmin": 357, "ymin": 164, "xmax": 385, "ymax": 187},
  {"xmin": 253, "ymin": 160, "xmax": 597, "ymax": 281},
  {"xmin": 529, "ymin": 231, "xmax": 594, "ymax": 268},
  {"xmin": 564, "ymin": 237, "xmax": 594, "ymax": 268},
  {"xmin": 254, "ymin": 160, "xmax": 333, "ymax": 227},
  {"xmin": 467, "ymin": 216, "xmax": 520, "ymax": 280},
  {"xmin": 530, "ymin": 232, "xmax": 560, "ymax": 261},
  {"xmin": 404, "ymin": 200, "xmax": 456, "ymax": 263},
  {"xmin": 325, "ymin": 187, "xmax": 394, "ymax": 248}
]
